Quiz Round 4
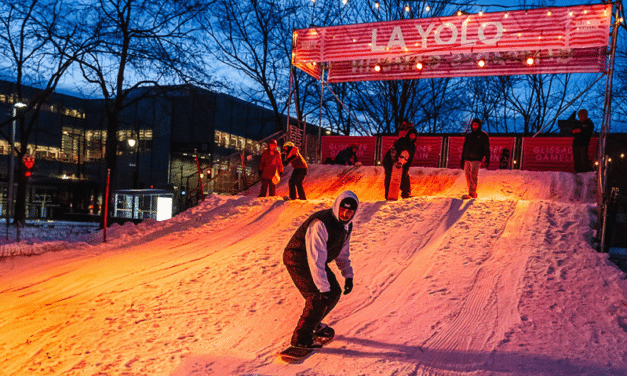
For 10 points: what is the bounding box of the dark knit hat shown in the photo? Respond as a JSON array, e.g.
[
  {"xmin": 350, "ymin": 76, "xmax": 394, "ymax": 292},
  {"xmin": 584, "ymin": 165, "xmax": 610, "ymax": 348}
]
[
  {"xmin": 472, "ymin": 118, "xmax": 482, "ymax": 126},
  {"xmin": 339, "ymin": 197, "xmax": 358, "ymax": 211}
]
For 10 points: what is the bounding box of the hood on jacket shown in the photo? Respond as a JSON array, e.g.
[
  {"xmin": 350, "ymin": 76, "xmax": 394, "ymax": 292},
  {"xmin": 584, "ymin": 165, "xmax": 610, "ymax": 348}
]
[
  {"xmin": 471, "ymin": 118, "xmax": 483, "ymax": 132},
  {"xmin": 405, "ymin": 128, "xmax": 418, "ymax": 143},
  {"xmin": 332, "ymin": 190, "xmax": 359, "ymax": 224}
]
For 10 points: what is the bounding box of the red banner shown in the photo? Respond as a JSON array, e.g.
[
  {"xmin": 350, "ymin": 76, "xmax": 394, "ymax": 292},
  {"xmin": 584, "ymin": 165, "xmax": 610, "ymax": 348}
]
[
  {"xmin": 521, "ymin": 137, "xmax": 598, "ymax": 172},
  {"xmin": 381, "ymin": 136, "xmax": 442, "ymax": 167},
  {"xmin": 448, "ymin": 136, "xmax": 516, "ymax": 170},
  {"xmin": 293, "ymin": 4, "xmax": 611, "ymax": 82},
  {"xmin": 321, "ymin": 136, "xmax": 377, "ymax": 166}
]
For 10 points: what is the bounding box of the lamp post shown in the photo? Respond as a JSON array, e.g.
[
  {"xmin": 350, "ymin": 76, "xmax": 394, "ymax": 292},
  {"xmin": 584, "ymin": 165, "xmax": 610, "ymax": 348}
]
[
  {"xmin": 128, "ymin": 135, "xmax": 139, "ymax": 189},
  {"xmin": 7, "ymin": 102, "xmax": 26, "ymax": 238}
]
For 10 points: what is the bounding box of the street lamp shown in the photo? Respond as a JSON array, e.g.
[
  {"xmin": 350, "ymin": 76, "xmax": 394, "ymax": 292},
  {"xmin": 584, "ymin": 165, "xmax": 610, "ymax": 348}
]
[
  {"xmin": 128, "ymin": 134, "xmax": 139, "ymax": 189},
  {"xmin": 6, "ymin": 102, "xmax": 27, "ymax": 237}
]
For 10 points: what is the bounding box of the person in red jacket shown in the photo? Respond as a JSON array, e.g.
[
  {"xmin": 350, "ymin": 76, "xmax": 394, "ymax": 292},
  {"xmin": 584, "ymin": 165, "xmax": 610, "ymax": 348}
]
[
  {"xmin": 282, "ymin": 141, "xmax": 308, "ymax": 200},
  {"xmin": 258, "ymin": 139, "xmax": 283, "ymax": 197}
]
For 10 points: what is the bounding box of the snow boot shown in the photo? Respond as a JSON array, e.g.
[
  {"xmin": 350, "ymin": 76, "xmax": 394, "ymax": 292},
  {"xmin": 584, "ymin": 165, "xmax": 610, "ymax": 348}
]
[
  {"xmin": 292, "ymin": 338, "xmax": 322, "ymax": 349},
  {"xmin": 313, "ymin": 323, "xmax": 335, "ymax": 339}
]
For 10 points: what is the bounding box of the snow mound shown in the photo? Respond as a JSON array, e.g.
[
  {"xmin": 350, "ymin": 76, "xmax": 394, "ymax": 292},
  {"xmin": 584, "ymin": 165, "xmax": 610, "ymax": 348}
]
[{"xmin": 1, "ymin": 166, "xmax": 626, "ymax": 376}]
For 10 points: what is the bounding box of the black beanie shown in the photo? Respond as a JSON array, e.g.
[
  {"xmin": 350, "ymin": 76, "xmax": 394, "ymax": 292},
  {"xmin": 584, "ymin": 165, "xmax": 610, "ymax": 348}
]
[
  {"xmin": 339, "ymin": 197, "xmax": 358, "ymax": 211},
  {"xmin": 472, "ymin": 118, "xmax": 482, "ymax": 126}
]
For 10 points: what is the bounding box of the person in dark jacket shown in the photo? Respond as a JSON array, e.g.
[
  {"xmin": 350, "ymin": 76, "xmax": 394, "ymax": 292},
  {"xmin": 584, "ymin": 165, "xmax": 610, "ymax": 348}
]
[
  {"xmin": 460, "ymin": 118, "xmax": 490, "ymax": 199},
  {"xmin": 382, "ymin": 128, "xmax": 418, "ymax": 199},
  {"xmin": 258, "ymin": 139, "xmax": 283, "ymax": 197},
  {"xmin": 333, "ymin": 144, "xmax": 359, "ymax": 166},
  {"xmin": 283, "ymin": 190, "xmax": 358, "ymax": 348},
  {"xmin": 572, "ymin": 109, "xmax": 594, "ymax": 173},
  {"xmin": 283, "ymin": 141, "xmax": 308, "ymax": 200}
]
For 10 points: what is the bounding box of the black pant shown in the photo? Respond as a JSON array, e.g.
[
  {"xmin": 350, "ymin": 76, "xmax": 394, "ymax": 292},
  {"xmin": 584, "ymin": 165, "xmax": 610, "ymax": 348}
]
[
  {"xmin": 289, "ymin": 168, "xmax": 307, "ymax": 200},
  {"xmin": 573, "ymin": 145, "xmax": 591, "ymax": 173},
  {"xmin": 258, "ymin": 178, "xmax": 276, "ymax": 197},
  {"xmin": 384, "ymin": 164, "xmax": 411, "ymax": 199},
  {"xmin": 285, "ymin": 262, "xmax": 342, "ymax": 346}
]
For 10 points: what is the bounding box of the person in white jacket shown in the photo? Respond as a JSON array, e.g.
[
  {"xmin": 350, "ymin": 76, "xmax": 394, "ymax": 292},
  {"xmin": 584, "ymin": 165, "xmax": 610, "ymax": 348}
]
[{"xmin": 283, "ymin": 190, "xmax": 358, "ymax": 348}]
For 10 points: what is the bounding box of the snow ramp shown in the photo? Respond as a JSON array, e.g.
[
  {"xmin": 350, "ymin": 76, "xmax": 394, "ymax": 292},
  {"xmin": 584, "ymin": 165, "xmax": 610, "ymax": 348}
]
[{"xmin": 2, "ymin": 166, "xmax": 627, "ymax": 376}]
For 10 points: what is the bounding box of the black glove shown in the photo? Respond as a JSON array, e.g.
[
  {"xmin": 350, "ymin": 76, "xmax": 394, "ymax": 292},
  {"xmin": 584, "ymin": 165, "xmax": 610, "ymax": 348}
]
[
  {"xmin": 460, "ymin": 160, "xmax": 465, "ymax": 170},
  {"xmin": 343, "ymin": 278, "xmax": 353, "ymax": 295},
  {"xmin": 257, "ymin": 170, "xmax": 262, "ymax": 177}
]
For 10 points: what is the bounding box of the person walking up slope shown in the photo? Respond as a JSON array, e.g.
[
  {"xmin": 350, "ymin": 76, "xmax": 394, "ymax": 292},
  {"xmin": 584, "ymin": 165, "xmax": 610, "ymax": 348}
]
[
  {"xmin": 258, "ymin": 139, "xmax": 283, "ymax": 197},
  {"xmin": 282, "ymin": 141, "xmax": 308, "ymax": 200},
  {"xmin": 460, "ymin": 118, "xmax": 490, "ymax": 199},
  {"xmin": 283, "ymin": 190, "xmax": 359, "ymax": 348}
]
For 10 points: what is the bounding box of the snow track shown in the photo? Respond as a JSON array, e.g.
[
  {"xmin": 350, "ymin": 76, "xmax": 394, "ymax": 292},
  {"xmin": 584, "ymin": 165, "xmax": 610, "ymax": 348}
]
[{"xmin": 2, "ymin": 166, "xmax": 627, "ymax": 376}]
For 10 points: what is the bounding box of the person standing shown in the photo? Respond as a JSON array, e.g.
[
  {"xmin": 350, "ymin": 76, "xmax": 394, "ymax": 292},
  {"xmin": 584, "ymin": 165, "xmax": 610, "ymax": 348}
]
[
  {"xmin": 460, "ymin": 118, "xmax": 490, "ymax": 199},
  {"xmin": 283, "ymin": 190, "xmax": 358, "ymax": 348},
  {"xmin": 258, "ymin": 139, "xmax": 283, "ymax": 197},
  {"xmin": 572, "ymin": 109, "xmax": 594, "ymax": 173},
  {"xmin": 283, "ymin": 141, "xmax": 308, "ymax": 200},
  {"xmin": 382, "ymin": 128, "xmax": 418, "ymax": 199}
]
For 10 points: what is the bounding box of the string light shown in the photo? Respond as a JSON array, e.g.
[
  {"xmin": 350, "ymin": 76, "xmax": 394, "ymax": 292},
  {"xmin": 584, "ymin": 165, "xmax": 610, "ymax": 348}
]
[
  {"xmin": 457, "ymin": 10, "xmax": 462, "ymax": 16},
  {"xmin": 477, "ymin": 59, "xmax": 486, "ymax": 67},
  {"xmin": 478, "ymin": 11, "xmax": 483, "ymax": 16},
  {"xmin": 526, "ymin": 57, "xmax": 535, "ymax": 66},
  {"xmin": 569, "ymin": 11, "xmax": 573, "ymax": 16},
  {"xmin": 504, "ymin": 13, "xmax": 508, "ymax": 18},
  {"xmin": 425, "ymin": 5, "xmax": 430, "ymax": 11},
  {"xmin": 405, "ymin": 5, "xmax": 410, "ymax": 12},
  {"xmin": 374, "ymin": 64, "xmax": 381, "ymax": 72},
  {"xmin": 621, "ymin": 153, "xmax": 625, "ymax": 158},
  {"xmin": 374, "ymin": 1, "xmax": 379, "ymax": 9},
  {"xmin": 342, "ymin": 0, "xmax": 347, "ymax": 4},
  {"xmin": 416, "ymin": 62, "xmax": 423, "ymax": 70},
  {"xmin": 547, "ymin": 11, "xmax": 551, "ymax": 16}
]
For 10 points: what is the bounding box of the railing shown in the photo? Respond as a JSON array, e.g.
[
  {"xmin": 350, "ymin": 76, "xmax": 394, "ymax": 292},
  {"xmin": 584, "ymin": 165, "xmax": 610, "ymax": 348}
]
[{"xmin": 181, "ymin": 132, "xmax": 286, "ymax": 210}]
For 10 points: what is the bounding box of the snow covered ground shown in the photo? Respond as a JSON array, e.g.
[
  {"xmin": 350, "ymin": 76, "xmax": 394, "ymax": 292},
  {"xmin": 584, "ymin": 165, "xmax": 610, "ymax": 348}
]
[{"xmin": 1, "ymin": 165, "xmax": 627, "ymax": 376}]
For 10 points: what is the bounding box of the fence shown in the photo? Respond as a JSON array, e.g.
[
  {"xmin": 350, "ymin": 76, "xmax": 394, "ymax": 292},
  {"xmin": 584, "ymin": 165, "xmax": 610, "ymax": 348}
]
[{"xmin": 321, "ymin": 135, "xmax": 599, "ymax": 173}]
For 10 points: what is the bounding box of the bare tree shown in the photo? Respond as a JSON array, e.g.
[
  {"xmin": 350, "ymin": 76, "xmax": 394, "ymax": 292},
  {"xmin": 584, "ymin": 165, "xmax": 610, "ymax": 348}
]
[
  {"xmin": 200, "ymin": 0, "xmax": 299, "ymax": 133},
  {"xmin": 72, "ymin": 0, "xmax": 209, "ymax": 224},
  {"xmin": 0, "ymin": 0, "xmax": 82, "ymax": 225}
]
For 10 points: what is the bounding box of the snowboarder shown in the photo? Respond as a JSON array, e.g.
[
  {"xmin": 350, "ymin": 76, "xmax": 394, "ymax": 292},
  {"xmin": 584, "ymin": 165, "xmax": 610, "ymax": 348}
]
[
  {"xmin": 282, "ymin": 141, "xmax": 308, "ymax": 200},
  {"xmin": 571, "ymin": 109, "xmax": 594, "ymax": 173},
  {"xmin": 332, "ymin": 144, "xmax": 359, "ymax": 166},
  {"xmin": 382, "ymin": 128, "xmax": 418, "ymax": 200},
  {"xmin": 258, "ymin": 139, "xmax": 283, "ymax": 197},
  {"xmin": 283, "ymin": 190, "xmax": 358, "ymax": 349},
  {"xmin": 460, "ymin": 118, "xmax": 490, "ymax": 199}
]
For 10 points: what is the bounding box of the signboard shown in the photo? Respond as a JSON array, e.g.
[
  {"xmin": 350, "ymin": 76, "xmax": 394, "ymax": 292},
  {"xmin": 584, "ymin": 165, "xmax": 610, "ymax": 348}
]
[
  {"xmin": 321, "ymin": 136, "xmax": 377, "ymax": 166},
  {"xmin": 447, "ymin": 136, "xmax": 516, "ymax": 170},
  {"xmin": 292, "ymin": 4, "xmax": 611, "ymax": 82},
  {"xmin": 521, "ymin": 137, "xmax": 598, "ymax": 172},
  {"xmin": 381, "ymin": 136, "xmax": 443, "ymax": 167}
]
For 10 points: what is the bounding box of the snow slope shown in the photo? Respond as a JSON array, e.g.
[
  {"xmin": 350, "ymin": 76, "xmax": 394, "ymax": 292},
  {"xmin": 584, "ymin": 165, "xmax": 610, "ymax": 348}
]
[{"xmin": 1, "ymin": 165, "xmax": 627, "ymax": 376}]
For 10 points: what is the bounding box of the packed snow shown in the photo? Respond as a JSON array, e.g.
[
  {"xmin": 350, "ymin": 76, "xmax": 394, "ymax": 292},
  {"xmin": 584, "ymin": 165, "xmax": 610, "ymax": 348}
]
[{"xmin": 1, "ymin": 165, "xmax": 627, "ymax": 376}]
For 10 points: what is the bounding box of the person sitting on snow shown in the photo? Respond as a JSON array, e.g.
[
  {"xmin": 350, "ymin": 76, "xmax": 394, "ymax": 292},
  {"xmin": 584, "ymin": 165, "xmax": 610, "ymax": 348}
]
[
  {"xmin": 283, "ymin": 190, "xmax": 358, "ymax": 348},
  {"xmin": 282, "ymin": 141, "xmax": 308, "ymax": 200},
  {"xmin": 333, "ymin": 144, "xmax": 359, "ymax": 166}
]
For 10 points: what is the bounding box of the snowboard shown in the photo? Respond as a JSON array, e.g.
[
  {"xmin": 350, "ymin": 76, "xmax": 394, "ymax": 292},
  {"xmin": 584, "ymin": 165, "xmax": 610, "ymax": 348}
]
[
  {"xmin": 278, "ymin": 335, "xmax": 334, "ymax": 364},
  {"xmin": 387, "ymin": 150, "xmax": 409, "ymax": 201}
]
